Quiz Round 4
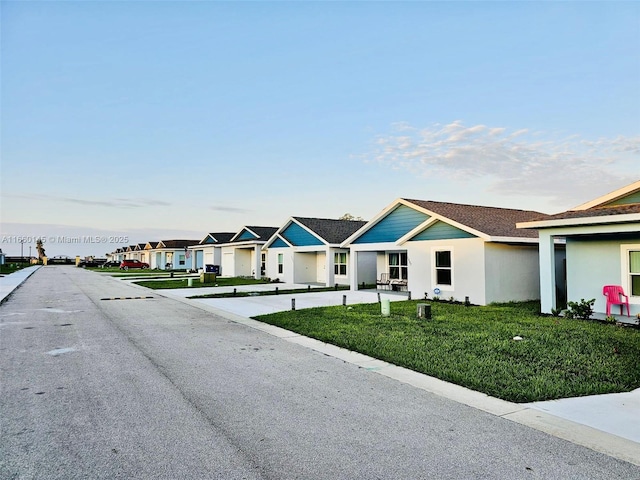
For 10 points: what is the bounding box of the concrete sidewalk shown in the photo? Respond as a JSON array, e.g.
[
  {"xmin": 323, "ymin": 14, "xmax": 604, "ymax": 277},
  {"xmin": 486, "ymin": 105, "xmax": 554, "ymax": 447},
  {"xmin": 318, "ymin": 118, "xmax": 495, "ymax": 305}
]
[{"xmin": 0, "ymin": 265, "xmax": 41, "ymax": 304}]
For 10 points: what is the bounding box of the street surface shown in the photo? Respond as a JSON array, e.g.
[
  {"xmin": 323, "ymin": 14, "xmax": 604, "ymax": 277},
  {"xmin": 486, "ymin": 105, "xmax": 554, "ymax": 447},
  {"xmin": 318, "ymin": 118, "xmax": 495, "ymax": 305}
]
[{"xmin": 1, "ymin": 266, "xmax": 639, "ymax": 479}]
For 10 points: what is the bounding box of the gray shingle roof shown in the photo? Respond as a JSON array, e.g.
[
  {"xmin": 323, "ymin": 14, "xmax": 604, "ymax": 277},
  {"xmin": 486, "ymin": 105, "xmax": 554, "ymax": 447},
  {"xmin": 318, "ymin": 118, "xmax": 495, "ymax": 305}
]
[
  {"xmin": 158, "ymin": 239, "xmax": 199, "ymax": 249},
  {"xmin": 243, "ymin": 226, "xmax": 278, "ymax": 241},
  {"xmin": 294, "ymin": 217, "xmax": 367, "ymax": 244},
  {"xmin": 201, "ymin": 232, "xmax": 235, "ymax": 244},
  {"xmin": 403, "ymin": 199, "xmax": 548, "ymax": 238}
]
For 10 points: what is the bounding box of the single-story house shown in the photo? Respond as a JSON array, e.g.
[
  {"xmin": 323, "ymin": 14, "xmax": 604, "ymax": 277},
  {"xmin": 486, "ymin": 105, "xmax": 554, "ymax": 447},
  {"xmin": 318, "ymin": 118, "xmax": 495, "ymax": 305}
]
[
  {"xmin": 149, "ymin": 239, "xmax": 199, "ymax": 270},
  {"xmin": 342, "ymin": 198, "xmax": 549, "ymax": 305},
  {"xmin": 123, "ymin": 245, "xmax": 137, "ymax": 260},
  {"xmin": 220, "ymin": 226, "xmax": 277, "ymax": 279},
  {"xmin": 133, "ymin": 243, "xmax": 150, "ymax": 264},
  {"xmin": 518, "ymin": 180, "xmax": 640, "ymax": 316},
  {"xmin": 106, "ymin": 248, "xmax": 125, "ymax": 263},
  {"xmin": 263, "ymin": 217, "xmax": 366, "ymax": 286},
  {"xmin": 188, "ymin": 232, "xmax": 235, "ymax": 271}
]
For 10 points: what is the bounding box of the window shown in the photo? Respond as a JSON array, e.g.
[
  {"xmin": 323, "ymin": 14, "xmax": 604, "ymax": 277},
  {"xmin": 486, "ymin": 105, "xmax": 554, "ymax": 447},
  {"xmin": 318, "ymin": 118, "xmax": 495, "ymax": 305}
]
[
  {"xmin": 434, "ymin": 248, "xmax": 453, "ymax": 287},
  {"xmin": 631, "ymin": 251, "xmax": 640, "ymax": 296},
  {"xmin": 622, "ymin": 245, "xmax": 640, "ymax": 298},
  {"xmin": 388, "ymin": 252, "xmax": 407, "ymax": 280},
  {"xmin": 334, "ymin": 252, "xmax": 347, "ymax": 276},
  {"xmin": 278, "ymin": 253, "xmax": 283, "ymax": 274},
  {"xmin": 178, "ymin": 254, "xmax": 185, "ymax": 266}
]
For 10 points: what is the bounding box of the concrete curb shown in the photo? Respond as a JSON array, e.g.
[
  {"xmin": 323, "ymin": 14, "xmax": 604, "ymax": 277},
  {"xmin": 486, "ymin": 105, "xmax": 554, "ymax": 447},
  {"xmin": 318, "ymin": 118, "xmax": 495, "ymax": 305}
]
[{"xmin": 155, "ymin": 289, "xmax": 640, "ymax": 467}]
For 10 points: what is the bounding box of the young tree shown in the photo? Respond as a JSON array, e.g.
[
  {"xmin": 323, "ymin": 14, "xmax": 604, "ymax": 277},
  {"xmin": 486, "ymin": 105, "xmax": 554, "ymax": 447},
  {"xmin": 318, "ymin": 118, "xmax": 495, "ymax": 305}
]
[{"xmin": 339, "ymin": 213, "xmax": 364, "ymax": 221}]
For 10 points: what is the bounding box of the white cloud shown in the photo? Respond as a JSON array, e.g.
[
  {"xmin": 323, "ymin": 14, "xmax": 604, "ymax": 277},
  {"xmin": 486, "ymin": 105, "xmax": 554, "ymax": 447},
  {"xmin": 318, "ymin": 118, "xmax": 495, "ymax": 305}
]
[
  {"xmin": 4, "ymin": 194, "xmax": 170, "ymax": 208},
  {"xmin": 366, "ymin": 121, "xmax": 639, "ymax": 206}
]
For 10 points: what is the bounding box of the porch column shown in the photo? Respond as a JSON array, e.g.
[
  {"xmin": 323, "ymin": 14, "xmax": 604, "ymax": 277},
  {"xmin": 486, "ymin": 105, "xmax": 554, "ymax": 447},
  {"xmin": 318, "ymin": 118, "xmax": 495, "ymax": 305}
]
[
  {"xmin": 326, "ymin": 248, "xmax": 335, "ymax": 287},
  {"xmin": 539, "ymin": 231, "xmax": 556, "ymax": 314},
  {"xmin": 349, "ymin": 249, "xmax": 358, "ymax": 290},
  {"xmin": 254, "ymin": 245, "xmax": 261, "ymax": 279}
]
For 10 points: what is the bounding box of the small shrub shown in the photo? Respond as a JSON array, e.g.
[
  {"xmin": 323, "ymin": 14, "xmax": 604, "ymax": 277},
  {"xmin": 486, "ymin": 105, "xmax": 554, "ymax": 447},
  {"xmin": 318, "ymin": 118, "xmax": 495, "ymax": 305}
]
[
  {"xmin": 565, "ymin": 298, "xmax": 595, "ymax": 320},
  {"xmin": 604, "ymin": 315, "xmax": 617, "ymax": 324}
]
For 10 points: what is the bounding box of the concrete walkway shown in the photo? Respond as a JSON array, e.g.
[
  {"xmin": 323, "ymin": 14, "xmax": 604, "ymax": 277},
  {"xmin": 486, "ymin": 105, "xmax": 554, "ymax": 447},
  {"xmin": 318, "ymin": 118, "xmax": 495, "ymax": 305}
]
[{"xmin": 161, "ymin": 282, "xmax": 410, "ymax": 317}]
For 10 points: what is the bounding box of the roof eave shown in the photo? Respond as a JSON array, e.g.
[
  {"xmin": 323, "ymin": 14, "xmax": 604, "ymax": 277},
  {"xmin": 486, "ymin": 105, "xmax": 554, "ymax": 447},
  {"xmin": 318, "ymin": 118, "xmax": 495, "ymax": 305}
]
[{"xmin": 518, "ymin": 213, "xmax": 640, "ymax": 229}]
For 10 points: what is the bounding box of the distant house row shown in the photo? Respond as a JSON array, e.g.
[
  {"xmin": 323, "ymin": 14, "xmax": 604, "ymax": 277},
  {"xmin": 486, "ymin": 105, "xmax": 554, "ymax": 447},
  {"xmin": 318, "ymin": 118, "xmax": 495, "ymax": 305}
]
[{"xmin": 107, "ymin": 180, "xmax": 640, "ymax": 316}]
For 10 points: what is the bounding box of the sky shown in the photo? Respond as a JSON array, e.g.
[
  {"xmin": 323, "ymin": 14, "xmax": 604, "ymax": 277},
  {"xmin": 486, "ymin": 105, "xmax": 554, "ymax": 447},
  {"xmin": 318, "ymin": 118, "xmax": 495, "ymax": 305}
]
[{"xmin": 1, "ymin": 1, "xmax": 639, "ymax": 258}]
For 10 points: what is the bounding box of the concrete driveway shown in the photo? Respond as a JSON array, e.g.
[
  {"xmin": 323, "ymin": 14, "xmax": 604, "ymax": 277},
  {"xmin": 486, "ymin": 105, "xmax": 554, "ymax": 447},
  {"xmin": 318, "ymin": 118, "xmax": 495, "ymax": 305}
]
[{"xmin": 161, "ymin": 283, "xmax": 409, "ymax": 317}]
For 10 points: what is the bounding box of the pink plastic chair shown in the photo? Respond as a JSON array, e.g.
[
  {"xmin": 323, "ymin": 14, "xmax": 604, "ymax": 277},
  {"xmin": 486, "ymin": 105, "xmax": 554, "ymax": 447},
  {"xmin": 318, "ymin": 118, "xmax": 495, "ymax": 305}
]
[{"xmin": 602, "ymin": 285, "xmax": 630, "ymax": 316}]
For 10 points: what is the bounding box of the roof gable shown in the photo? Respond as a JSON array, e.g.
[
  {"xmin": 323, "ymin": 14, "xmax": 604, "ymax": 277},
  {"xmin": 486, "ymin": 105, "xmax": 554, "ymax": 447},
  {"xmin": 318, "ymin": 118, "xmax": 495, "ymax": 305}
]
[
  {"xmin": 199, "ymin": 232, "xmax": 235, "ymax": 245},
  {"xmin": 572, "ymin": 180, "xmax": 640, "ymax": 210},
  {"xmin": 236, "ymin": 229, "xmax": 258, "ymax": 241},
  {"xmin": 518, "ymin": 180, "xmax": 640, "ymax": 229},
  {"xmin": 232, "ymin": 226, "xmax": 278, "ymax": 242},
  {"xmin": 282, "ymin": 222, "xmax": 324, "ymax": 246},
  {"xmin": 603, "ymin": 190, "xmax": 640, "ymax": 207},
  {"xmin": 352, "ymin": 204, "xmax": 429, "ymax": 244},
  {"xmin": 270, "ymin": 237, "xmax": 290, "ymax": 248},
  {"xmin": 295, "ymin": 217, "xmax": 367, "ymax": 244},
  {"xmin": 408, "ymin": 220, "xmax": 477, "ymax": 241}
]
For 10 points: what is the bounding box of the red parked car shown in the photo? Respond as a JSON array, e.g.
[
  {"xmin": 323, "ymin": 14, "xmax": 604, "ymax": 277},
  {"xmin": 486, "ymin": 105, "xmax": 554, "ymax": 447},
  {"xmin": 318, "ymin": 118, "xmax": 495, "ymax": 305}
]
[{"xmin": 119, "ymin": 259, "xmax": 149, "ymax": 270}]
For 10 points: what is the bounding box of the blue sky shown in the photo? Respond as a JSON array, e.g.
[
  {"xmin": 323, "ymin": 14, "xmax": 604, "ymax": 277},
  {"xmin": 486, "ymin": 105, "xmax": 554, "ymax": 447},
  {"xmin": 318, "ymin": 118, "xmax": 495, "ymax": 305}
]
[{"xmin": 1, "ymin": 1, "xmax": 639, "ymax": 257}]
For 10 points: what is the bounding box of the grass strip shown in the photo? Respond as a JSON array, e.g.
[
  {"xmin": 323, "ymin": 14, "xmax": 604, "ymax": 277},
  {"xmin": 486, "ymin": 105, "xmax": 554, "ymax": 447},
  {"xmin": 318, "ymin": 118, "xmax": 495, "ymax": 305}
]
[
  {"xmin": 134, "ymin": 277, "xmax": 272, "ymax": 290},
  {"xmin": 188, "ymin": 285, "xmax": 351, "ymax": 299}
]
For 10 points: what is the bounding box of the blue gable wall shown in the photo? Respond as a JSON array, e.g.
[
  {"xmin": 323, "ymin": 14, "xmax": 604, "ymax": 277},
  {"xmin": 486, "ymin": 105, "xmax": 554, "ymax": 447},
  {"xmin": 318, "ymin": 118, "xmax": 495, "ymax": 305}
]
[
  {"xmin": 354, "ymin": 204, "xmax": 429, "ymax": 244},
  {"xmin": 203, "ymin": 236, "xmax": 215, "ymax": 244},
  {"xmin": 409, "ymin": 220, "xmax": 476, "ymax": 241},
  {"xmin": 270, "ymin": 237, "xmax": 289, "ymax": 248},
  {"xmin": 282, "ymin": 223, "xmax": 323, "ymax": 246},
  {"xmin": 237, "ymin": 229, "xmax": 258, "ymax": 241}
]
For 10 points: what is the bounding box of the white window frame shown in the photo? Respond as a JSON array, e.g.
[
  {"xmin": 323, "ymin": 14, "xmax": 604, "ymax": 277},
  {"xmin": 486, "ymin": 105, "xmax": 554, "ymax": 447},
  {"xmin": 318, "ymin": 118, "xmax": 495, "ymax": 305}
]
[
  {"xmin": 620, "ymin": 244, "xmax": 640, "ymax": 304},
  {"xmin": 277, "ymin": 253, "xmax": 284, "ymax": 274},
  {"xmin": 432, "ymin": 246, "xmax": 454, "ymax": 291},
  {"xmin": 387, "ymin": 252, "xmax": 408, "ymax": 280},
  {"xmin": 334, "ymin": 252, "xmax": 347, "ymax": 276}
]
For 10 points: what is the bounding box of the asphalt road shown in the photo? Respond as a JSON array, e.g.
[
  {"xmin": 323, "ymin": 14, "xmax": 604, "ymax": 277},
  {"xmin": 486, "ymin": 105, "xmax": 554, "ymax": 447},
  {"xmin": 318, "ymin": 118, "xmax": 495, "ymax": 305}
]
[{"xmin": 1, "ymin": 266, "xmax": 639, "ymax": 479}]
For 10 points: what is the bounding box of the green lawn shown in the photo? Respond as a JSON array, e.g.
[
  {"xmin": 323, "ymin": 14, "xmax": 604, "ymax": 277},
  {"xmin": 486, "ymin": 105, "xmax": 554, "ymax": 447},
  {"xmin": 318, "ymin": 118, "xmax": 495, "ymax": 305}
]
[
  {"xmin": 254, "ymin": 300, "xmax": 640, "ymax": 403},
  {"xmin": 0, "ymin": 262, "xmax": 34, "ymax": 274}
]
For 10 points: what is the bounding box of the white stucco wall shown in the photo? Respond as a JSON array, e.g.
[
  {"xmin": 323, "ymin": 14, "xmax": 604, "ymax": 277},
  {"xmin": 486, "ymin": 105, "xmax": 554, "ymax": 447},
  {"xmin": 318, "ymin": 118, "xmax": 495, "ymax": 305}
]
[
  {"xmin": 566, "ymin": 238, "xmax": 640, "ymax": 315},
  {"xmin": 484, "ymin": 243, "xmax": 540, "ymax": 303},
  {"xmin": 265, "ymin": 248, "xmax": 292, "ymax": 283},
  {"xmin": 405, "ymin": 238, "xmax": 487, "ymax": 304}
]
